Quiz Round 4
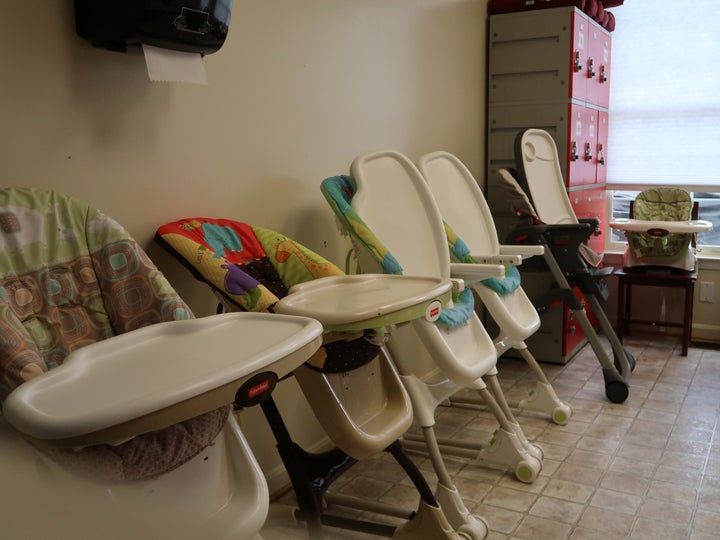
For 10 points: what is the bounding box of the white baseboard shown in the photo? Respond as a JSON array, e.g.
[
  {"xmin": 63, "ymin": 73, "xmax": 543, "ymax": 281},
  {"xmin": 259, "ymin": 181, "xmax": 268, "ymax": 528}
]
[{"xmin": 692, "ymin": 323, "xmax": 720, "ymax": 344}]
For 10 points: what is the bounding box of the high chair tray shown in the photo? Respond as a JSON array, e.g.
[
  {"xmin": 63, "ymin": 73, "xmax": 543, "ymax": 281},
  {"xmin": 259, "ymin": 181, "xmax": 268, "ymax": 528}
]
[
  {"xmin": 610, "ymin": 218, "xmax": 713, "ymax": 233},
  {"xmin": 4, "ymin": 312, "xmax": 323, "ymax": 443},
  {"xmin": 275, "ymin": 274, "xmax": 453, "ymax": 331}
]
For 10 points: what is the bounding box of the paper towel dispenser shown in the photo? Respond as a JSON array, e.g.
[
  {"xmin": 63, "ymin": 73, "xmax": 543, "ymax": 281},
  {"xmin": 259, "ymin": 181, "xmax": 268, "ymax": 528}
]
[{"xmin": 74, "ymin": 0, "xmax": 232, "ymax": 55}]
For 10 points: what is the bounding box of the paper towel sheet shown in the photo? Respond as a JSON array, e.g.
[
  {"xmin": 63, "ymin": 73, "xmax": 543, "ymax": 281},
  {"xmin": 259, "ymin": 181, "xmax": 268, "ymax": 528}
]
[{"xmin": 142, "ymin": 44, "xmax": 208, "ymax": 85}]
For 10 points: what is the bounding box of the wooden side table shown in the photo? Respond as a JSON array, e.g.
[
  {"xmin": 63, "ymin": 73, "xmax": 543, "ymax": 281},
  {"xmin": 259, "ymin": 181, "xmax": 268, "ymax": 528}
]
[{"xmin": 614, "ymin": 268, "xmax": 697, "ymax": 356}]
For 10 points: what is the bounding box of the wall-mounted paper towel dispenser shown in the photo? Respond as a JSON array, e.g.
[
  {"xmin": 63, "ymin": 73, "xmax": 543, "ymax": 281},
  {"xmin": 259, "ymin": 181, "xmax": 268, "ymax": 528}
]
[{"xmin": 74, "ymin": 0, "xmax": 232, "ymax": 55}]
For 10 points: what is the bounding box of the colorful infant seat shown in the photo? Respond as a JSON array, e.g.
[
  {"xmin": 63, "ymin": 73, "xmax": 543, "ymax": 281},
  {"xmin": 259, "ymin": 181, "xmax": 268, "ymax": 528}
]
[
  {"xmin": 627, "ymin": 188, "xmax": 694, "ymax": 262},
  {"xmin": 0, "ymin": 188, "xmax": 226, "ymax": 480},
  {"xmin": 156, "ymin": 218, "xmax": 380, "ymax": 373}
]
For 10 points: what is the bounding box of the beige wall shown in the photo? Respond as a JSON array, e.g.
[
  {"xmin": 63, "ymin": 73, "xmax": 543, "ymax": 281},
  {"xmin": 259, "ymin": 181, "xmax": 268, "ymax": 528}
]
[{"xmin": 2, "ymin": 1, "xmax": 488, "ymax": 492}]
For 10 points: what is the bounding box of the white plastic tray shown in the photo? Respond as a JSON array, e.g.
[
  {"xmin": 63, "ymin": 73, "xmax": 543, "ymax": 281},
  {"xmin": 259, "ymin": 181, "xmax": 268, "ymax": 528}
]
[
  {"xmin": 4, "ymin": 312, "xmax": 323, "ymax": 442},
  {"xmin": 275, "ymin": 274, "xmax": 453, "ymax": 331},
  {"xmin": 609, "ymin": 218, "xmax": 713, "ymax": 234}
]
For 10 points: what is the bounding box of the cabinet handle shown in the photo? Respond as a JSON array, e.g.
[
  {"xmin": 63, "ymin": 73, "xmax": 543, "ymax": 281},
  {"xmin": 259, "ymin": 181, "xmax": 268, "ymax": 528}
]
[
  {"xmin": 599, "ymin": 65, "xmax": 607, "ymax": 83},
  {"xmin": 584, "ymin": 142, "xmax": 593, "ymax": 161},
  {"xmin": 597, "ymin": 143, "xmax": 605, "ymax": 165},
  {"xmin": 570, "ymin": 141, "xmax": 579, "ymax": 161},
  {"xmin": 587, "ymin": 58, "xmax": 595, "ymax": 78},
  {"xmin": 574, "ymin": 51, "xmax": 582, "ymax": 72}
]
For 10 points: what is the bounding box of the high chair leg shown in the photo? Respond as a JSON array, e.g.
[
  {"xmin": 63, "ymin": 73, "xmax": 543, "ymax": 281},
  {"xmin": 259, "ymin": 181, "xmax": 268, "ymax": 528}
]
[
  {"xmin": 514, "ymin": 348, "xmax": 573, "ymax": 424},
  {"xmin": 483, "ymin": 375, "xmax": 544, "ymax": 462},
  {"xmin": 422, "ymin": 427, "xmax": 489, "ymax": 539},
  {"xmin": 391, "ymin": 500, "xmax": 463, "ymax": 540},
  {"xmin": 403, "ymin": 384, "xmax": 542, "ymax": 483}
]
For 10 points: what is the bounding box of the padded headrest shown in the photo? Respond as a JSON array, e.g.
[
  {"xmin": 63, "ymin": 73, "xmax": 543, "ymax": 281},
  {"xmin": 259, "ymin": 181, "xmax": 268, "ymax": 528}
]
[
  {"xmin": 634, "ymin": 188, "xmax": 692, "ymax": 221},
  {"xmin": 628, "ymin": 188, "xmax": 694, "ymax": 260}
]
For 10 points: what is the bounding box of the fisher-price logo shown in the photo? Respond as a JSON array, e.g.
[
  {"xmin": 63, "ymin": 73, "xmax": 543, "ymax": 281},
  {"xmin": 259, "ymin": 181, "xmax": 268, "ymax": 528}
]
[
  {"xmin": 248, "ymin": 379, "xmax": 271, "ymax": 399},
  {"xmin": 425, "ymin": 300, "xmax": 442, "ymax": 322}
]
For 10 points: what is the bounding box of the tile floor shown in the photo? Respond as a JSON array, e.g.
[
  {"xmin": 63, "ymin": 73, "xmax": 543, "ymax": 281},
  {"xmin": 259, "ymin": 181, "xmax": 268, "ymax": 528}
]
[{"xmin": 261, "ymin": 333, "xmax": 720, "ymax": 539}]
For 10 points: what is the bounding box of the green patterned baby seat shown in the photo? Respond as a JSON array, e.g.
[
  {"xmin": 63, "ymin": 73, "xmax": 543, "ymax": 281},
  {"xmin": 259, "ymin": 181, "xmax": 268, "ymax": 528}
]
[
  {"xmin": 628, "ymin": 188, "xmax": 694, "ymax": 261},
  {"xmin": 0, "ymin": 188, "xmax": 227, "ymax": 480}
]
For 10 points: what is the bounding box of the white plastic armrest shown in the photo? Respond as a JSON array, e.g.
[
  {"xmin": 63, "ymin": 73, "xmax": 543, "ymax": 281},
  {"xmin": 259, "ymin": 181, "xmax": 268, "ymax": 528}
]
[
  {"xmin": 499, "ymin": 244, "xmax": 545, "ymax": 259},
  {"xmin": 451, "ymin": 278, "xmax": 465, "ymax": 292},
  {"xmin": 469, "ymin": 254, "xmax": 523, "ymax": 267},
  {"xmin": 450, "ymin": 263, "xmax": 505, "ymax": 286}
]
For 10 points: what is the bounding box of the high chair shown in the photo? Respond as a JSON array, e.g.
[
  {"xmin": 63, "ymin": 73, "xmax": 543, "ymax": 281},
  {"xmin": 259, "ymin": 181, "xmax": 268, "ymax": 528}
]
[
  {"xmin": 609, "ymin": 188, "xmax": 712, "ymax": 356},
  {"xmin": 416, "ymin": 151, "xmax": 572, "ymax": 425},
  {"xmin": 611, "ymin": 188, "xmax": 711, "ymax": 271},
  {"xmin": 0, "ymin": 187, "xmax": 325, "ymax": 540},
  {"xmin": 498, "ymin": 128, "xmax": 635, "ymax": 403},
  {"xmin": 155, "ymin": 218, "xmax": 474, "ymax": 540},
  {"xmin": 321, "ymin": 151, "xmax": 545, "ymax": 536}
]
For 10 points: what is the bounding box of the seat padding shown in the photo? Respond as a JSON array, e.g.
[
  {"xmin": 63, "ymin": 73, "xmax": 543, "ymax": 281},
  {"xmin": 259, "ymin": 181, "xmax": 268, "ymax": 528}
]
[{"xmin": 0, "ymin": 188, "xmax": 225, "ymax": 480}]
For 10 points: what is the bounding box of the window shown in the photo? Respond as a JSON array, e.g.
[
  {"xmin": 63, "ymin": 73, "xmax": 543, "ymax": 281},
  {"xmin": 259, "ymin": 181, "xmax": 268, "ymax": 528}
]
[{"xmin": 606, "ymin": 1, "xmax": 720, "ymax": 256}]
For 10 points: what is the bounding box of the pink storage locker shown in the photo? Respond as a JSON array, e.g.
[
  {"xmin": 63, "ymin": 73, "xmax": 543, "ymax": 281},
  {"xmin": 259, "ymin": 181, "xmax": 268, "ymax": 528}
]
[
  {"xmin": 596, "ymin": 110, "xmax": 609, "ymax": 183},
  {"xmin": 568, "ymin": 186, "xmax": 607, "ymax": 254},
  {"xmin": 587, "ymin": 23, "xmax": 612, "ymax": 108}
]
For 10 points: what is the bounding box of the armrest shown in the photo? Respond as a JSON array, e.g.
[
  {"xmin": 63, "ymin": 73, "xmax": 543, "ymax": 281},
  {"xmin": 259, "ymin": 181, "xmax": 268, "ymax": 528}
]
[
  {"xmin": 451, "ymin": 278, "xmax": 466, "ymax": 292},
  {"xmin": 450, "ymin": 262, "xmax": 505, "ymax": 286},
  {"xmin": 507, "ymin": 222, "xmax": 593, "ymax": 245},
  {"xmin": 468, "ymin": 254, "xmax": 523, "ymax": 267},
  {"xmin": 498, "ymin": 244, "xmax": 545, "ymax": 259},
  {"xmin": 578, "ymin": 217, "xmax": 600, "ymax": 228},
  {"xmin": 3, "ymin": 313, "xmax": 324, "ymax": 446}
]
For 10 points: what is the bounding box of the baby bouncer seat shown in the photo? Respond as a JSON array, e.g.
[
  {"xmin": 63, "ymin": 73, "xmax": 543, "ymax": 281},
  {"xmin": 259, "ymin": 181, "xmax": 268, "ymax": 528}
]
[
  {"xmin": 416, "ymin": 151, "xmax": 572, "ymax": 426},
  {"xmin": 610, "ymin": 187, "xmax": 712, "ymax": 271},
  {"xmin": 321, "ymin": 150, "xmax": 547, "ymax": 536},
  {"xmin": 0, "ymin": 188, "xmax": 326, "ymax": 540},
  {"xmin": 155, "ymin": 217, "xmax": 469, "ymax": 540},
  {"xmin": 498, "ymin": 128, "xmax": 635, "ymax": 403}
]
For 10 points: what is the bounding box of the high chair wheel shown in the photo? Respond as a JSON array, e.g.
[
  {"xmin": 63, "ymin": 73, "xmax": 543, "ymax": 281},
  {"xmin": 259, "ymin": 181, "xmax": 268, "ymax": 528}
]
[
  {"xmin": 552, "ymin": 404, "xmax": 573, "ymax": 425},
  {"xmin": 457, "ymin": 519, "xmax": 488, "ymax": 540},
  {"xmin": 613, "ymin": 349, "xmax": 636, "ymax": 374},
  {"xmin": 626, "ymin": 350, "xmax": 636, "ymax": 371},
  {"xmin": 515, "ymin": 456, "xmax": 541, "ymax": 483},
  {"xmin": 605, "ymin": 380, "xmax": 629, "ymax": 404}
]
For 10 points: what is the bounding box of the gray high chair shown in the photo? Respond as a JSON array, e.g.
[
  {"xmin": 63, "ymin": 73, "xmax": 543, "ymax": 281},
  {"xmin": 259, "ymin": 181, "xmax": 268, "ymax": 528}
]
[
  {"xmin": 499, "ymin": 128, "xmax": 636, "ymax": 402},
  {"xmin": 0, "ymin": 187, "xmax": 324, "ymax": 540}
]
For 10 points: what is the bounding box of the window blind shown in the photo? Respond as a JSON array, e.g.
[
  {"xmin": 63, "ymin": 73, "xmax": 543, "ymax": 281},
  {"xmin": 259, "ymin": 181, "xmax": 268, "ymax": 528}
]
[{"xmin": 607, "ymin": 1, "xmax": 720, "ymax": 191}]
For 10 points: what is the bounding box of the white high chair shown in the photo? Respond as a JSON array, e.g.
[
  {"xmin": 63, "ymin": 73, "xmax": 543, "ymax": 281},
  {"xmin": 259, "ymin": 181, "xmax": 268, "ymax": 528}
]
[
  {"xmin": 321, "ymin": 151, "xmax": 545, "ymax": 539},
  {"xmin": 2, "ymin": 313, "xmax": 323, "ymax": 540},
  {"xmin": 156, "ymin": 219, "xmax": 472, "ymax": 540},
  {"xmin": 501, "ymin": 128, "xmax": 635, "ymax": 402},
  {"xmin": 0, "ymin": 186, "xmax": 327, "ymax": 540},
  {"xmin": 417, "ymin": 151, "xmax": 572, "ymax": 425}
]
